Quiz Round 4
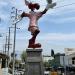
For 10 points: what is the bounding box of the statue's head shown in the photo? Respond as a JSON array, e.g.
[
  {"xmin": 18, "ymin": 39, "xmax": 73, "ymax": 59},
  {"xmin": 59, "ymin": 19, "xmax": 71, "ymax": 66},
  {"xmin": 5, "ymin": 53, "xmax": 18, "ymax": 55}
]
[{"xmin": 28, "ymin": 3, "xmax": 40, "ymax": 11}]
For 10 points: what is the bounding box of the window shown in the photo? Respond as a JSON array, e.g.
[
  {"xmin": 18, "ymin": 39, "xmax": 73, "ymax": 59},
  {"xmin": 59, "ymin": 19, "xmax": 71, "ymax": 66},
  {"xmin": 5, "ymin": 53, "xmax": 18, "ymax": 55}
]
[{"xmin": 72, "ymin": 57, "xmax": 75, "ymax": 64}]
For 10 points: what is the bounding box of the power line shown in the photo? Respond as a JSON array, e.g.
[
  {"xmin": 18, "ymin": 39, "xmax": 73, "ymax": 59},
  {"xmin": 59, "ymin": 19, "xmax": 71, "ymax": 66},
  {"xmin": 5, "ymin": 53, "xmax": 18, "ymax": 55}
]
[
  {"xmin": 44, "ymin": 2, "xmax": 75, "ymax": 15},
  {"xmin": 55, "ymin": 2, "xmax": 75, "ymax": 9},
  {"xmin": 42, "ymin": 2, "xmax": 75, "ymax": 8},
  {"xmin": 55, "ymin": 0, "xmax": 65, "ymax": 3},
  {"xmin": 29, "ymin": 0, "xmax": 65, "ymax": 3}
]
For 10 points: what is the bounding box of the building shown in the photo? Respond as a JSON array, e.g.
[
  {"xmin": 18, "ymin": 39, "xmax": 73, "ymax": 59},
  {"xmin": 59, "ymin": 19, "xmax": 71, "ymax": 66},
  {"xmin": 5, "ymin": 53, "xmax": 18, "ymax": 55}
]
[
  {"xmin": 64, "ymin": 48, "xmax": 75, "ymax": 72},
  {"xmin": 65, "ymin": 48, "xmax": 75, "ymax": 67},
  {"xmin": 0, "ymin": 53, "xmax": 9, "ymax": 75},
  {"xmin": 54, "ymin": 53, "xmax": 65, "ymax": 67},
  {"xmin": 68, "ymin": 53, "xmax": 75, "ymax": 67}
]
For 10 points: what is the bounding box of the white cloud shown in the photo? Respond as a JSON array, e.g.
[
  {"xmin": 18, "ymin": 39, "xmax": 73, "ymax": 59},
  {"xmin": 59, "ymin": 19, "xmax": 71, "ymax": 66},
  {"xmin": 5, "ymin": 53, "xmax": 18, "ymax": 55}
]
[
  {"xmin": 53, "ymin": 16, "xmax": 75, "ymax": 24},
  {"xmin": 38, "ymin": 33, "xmax": 75, "ymax": 41},
  {"xmin": 0, "ymin": 14, "xmax": 9, "ymax": 21},
  {"xmin": 0, "ymin": 1, "xmax": 8, "ymax": 6},
  {"xmin": 17, "ymin": 33, "xmax": 75, "ymax": 41}
]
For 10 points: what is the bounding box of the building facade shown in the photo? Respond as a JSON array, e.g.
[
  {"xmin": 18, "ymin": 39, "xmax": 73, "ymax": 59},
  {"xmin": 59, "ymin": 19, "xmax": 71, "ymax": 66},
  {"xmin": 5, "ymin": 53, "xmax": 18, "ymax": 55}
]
[
  {"xmin": 0, "ymin": 53, "xmax": 9, "ymax": 75},
  {"xmin": 65, "ymin": 48, "xmax": 75, "ymax": 67}
]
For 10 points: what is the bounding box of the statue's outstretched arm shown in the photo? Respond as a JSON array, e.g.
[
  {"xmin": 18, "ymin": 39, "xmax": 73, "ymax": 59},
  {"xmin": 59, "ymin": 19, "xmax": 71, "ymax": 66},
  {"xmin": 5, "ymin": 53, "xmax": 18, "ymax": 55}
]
[
  {"xmin": 17, "ymin": 12, "xmax": 29, "ymax": 23},
  {"xmin": 41, "ymin": 2, "xmax": 56, "ymax": 14},
  {"xmin": 46, "ymin": 0, "xmax": 52, "ymax": 4},
  {"xmin": 25, "ymin": 0, "xmax": 30, "ymax": 6},
  {"xmin": 41, "ymin": 9, "xmax": 47, "ymax": 14},
  {"xmin": 21, "ymin": 12, "xmax": 30, "ymax": 17}
]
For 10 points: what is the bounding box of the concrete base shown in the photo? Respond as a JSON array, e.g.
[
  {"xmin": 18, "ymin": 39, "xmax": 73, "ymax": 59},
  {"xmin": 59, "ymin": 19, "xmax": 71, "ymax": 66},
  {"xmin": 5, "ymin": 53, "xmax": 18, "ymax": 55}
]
[{"xmin": 26, "ymin": 48, "xmax": 44, "ymax": 75}]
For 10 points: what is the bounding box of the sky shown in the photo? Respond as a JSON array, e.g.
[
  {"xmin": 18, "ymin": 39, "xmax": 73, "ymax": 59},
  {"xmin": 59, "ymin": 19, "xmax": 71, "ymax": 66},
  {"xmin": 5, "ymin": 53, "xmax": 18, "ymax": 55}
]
[{"xmin": 0, "ymin": 0, "xmax": 75, "ymax": 56}]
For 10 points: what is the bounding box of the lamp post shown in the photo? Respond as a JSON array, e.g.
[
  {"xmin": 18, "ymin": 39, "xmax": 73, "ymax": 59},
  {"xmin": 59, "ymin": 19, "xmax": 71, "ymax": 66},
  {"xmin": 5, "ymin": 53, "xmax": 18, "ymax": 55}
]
[{"xmin": 11, "ymin": 7, "xmax": 21, "ymax": 75}]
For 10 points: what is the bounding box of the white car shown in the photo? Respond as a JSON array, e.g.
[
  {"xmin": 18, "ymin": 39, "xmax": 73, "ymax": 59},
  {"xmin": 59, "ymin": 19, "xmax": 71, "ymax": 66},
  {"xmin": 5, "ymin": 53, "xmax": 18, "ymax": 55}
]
[{"xmin": 44, "ymin": 71, "xmax": 50, "ymax": 75}]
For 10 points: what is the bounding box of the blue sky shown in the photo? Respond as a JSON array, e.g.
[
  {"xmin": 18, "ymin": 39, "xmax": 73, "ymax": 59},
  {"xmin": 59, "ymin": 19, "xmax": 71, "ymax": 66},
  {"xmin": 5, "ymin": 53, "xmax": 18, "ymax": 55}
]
[{"xmin": 0, "ymin": 0, "xmax": 75, "ymax": 56}]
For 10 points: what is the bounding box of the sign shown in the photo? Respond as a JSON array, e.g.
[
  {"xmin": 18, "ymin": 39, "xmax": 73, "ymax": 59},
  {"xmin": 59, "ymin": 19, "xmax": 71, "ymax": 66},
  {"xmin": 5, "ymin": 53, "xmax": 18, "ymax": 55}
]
[
  {"xmin": 2, "ymin": 68, "xmax": 8, "ymax": 75},
  {"xmin": 65, "ymin": 48, "xmax": 75, "ymax": 55}
]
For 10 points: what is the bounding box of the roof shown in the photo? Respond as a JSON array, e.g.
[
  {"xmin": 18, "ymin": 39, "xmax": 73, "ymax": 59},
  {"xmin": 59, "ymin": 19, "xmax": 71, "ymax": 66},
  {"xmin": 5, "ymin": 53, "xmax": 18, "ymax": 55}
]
[{"xmin": 0, "ymin": 53, "xmax": 9, "ymax": 59}]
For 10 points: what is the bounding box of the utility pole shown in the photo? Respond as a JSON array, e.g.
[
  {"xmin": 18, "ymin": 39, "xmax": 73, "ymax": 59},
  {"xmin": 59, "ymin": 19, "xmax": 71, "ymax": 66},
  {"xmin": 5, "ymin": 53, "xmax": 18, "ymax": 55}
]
[
  {"xmin": 12, "ymin": 9, "xmax": 17, "ymax": 75},
  {"xmin": 5, "ymin": 35, "xmax": 8, "ymax": 54},
  {"xmin": 7, "ymin": 27, "xmax": 13, "ymax": 68},
  {"xmin": 11, "ymin": 7, "xmax": 21, "ymax": 75},
  {"xmin": 8, "ymin": 27, "xmax": 13, "ymax": 56},
  {"xmin": 8, "ymin": 27, "xmax": 10, "ymax": 56},
  {"xmin": 3, "ymin": 45, "xmax": 5, "ymax": 53}
]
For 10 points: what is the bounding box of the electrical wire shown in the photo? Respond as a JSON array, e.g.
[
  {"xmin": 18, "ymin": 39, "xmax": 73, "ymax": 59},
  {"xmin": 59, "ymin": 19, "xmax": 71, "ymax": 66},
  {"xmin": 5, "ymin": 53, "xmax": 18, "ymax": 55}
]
[
  {"xmin": 29, "ymin": 0, "xmax": 65, "ymax": 3},
  {"xmin": 49, "ymin": 2, "xmax": 75, "ymax": 15},
  {"xmin": 42, "ymin": 2, "xmax": 75, "ymax": 7},
  {"xmin": 55, "ymin": 2, "xmax": 75, "ymax": 9},
  {"xmin": 55, "ymin": 0, "xmax": 65, "ymax": 3}
]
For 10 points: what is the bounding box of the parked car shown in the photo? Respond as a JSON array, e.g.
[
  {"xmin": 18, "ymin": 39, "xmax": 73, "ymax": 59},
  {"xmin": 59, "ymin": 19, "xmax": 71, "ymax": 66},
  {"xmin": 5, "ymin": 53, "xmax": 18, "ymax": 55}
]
[{"xmin": 44, "ymin": 71, "xmax": 50, "ymax": 75}]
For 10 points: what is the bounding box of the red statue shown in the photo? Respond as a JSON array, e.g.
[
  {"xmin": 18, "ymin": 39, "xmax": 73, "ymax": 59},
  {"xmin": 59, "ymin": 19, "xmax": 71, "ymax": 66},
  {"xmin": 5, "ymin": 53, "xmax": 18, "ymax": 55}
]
[{"xmin": 20, "ymin": 0, "xmax": 56, "ymax": 48}]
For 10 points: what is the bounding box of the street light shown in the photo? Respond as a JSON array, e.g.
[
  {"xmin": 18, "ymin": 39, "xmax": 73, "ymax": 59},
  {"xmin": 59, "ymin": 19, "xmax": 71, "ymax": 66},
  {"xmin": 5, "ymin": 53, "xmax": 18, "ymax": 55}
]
[{"xmin": 11, "ymin": 7, "xmax": 22, "ymax": 75}]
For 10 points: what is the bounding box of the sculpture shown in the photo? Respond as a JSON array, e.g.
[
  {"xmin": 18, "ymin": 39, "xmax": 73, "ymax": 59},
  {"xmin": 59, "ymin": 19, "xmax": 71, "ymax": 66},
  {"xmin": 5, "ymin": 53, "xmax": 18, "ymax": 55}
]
[{"xmin": 20, "ymin": 0, "xmax": 56, "ymax": 48}]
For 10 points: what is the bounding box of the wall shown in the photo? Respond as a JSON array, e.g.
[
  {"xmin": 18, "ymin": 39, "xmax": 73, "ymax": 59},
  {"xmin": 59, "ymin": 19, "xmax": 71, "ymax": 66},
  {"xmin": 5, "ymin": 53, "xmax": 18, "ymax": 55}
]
[{"xmin": 0, "ymin": 62, "xmax": 2, "ymax": 75}]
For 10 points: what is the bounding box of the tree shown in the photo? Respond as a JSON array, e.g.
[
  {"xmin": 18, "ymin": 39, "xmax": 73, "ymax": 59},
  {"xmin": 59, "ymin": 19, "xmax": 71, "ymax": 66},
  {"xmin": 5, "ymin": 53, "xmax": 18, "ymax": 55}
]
[
  {"xmin": 21, "ymin": 51, "xmax": 27, "ymax": 62},
  {"xmin": 44, "ymin": 61, "xmax": 50, "ymax": 68},
  {"xmin": 51, "ymin": 49, "xmax": 54, "ymax": 57},
  {"xmin": 21, "ymin": 51, "xmax": 27, "ymax": 75}
]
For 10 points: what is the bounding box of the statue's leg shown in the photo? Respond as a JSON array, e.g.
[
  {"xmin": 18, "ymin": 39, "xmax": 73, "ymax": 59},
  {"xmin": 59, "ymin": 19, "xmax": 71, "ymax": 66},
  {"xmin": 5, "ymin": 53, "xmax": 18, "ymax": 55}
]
[
  {"xmin": 28, "ymin": 29, "xmax": 41, "ymax": 48},
  {"xmin": 32, "ymin": 29, "xmax": 40, "ymax": 40},
  {"xmin": 28, "ymin": 30, "xmax": 39, "ymax": 46}
]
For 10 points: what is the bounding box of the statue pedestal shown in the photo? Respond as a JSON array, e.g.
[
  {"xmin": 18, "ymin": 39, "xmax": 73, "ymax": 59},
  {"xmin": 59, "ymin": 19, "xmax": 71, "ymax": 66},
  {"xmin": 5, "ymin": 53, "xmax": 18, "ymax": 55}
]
[{"xmin": 26, "ymin": 48, "xmax": 44, "ymax": 75}]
